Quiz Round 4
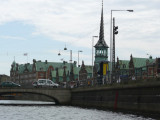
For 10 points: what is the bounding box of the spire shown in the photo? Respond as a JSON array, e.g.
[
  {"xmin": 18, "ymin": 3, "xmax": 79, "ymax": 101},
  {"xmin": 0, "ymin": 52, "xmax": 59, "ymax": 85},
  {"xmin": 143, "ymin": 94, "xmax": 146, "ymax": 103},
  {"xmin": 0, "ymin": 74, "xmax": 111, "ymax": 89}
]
[
  {"xmin": 95, "ymin": 0, "xmax": 108, "ymax": 48},
  {"xmin": 129, "ymin": 54, "xmax": 134, "ymax": 69},
  {"xmin": 56, "ymin": 68, "xmax": 59, "ymax": 83},
  {"xmin": 63, "ymin": 66, "xmax": 67, "ymax": 82},
  {"xmin": 99, "ymin": 0, "xmax": 104, "ymax": 42}
]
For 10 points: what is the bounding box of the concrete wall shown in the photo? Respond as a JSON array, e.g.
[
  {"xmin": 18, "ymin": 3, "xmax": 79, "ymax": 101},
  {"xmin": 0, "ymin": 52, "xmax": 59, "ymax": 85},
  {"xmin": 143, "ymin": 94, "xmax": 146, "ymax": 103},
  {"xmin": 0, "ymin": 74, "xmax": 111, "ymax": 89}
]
[{"xmin": 71, "ymin": 82, "xmax": 160, "ymax": 115}]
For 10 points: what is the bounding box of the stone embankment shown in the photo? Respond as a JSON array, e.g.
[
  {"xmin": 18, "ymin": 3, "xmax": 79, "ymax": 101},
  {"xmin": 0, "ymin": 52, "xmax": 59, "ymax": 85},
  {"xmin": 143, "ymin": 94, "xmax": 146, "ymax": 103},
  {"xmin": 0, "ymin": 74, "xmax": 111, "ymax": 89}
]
[{"xmin": 71, "ymin": 79, "xmax": 160, "ymax": 117}]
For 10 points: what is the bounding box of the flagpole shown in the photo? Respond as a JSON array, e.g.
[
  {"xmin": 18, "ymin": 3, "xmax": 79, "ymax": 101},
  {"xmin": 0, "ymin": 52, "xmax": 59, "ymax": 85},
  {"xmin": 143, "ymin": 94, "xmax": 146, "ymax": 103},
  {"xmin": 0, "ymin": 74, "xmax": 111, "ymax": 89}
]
[{"xmin": 24, "ymin": 53, "xmax": 28, "ymax": 63}]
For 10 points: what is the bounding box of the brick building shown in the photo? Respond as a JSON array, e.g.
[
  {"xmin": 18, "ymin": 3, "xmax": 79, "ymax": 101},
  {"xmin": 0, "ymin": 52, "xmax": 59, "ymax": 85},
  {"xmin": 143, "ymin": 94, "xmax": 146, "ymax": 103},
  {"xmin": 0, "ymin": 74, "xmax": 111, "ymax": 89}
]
[
  {"xmin": 10, "ymin": 59, "xmax": 74, "ymax": 86},
  {"xmin": 0, "ymin": 74, "xmax": 10, "ymax": 83}
]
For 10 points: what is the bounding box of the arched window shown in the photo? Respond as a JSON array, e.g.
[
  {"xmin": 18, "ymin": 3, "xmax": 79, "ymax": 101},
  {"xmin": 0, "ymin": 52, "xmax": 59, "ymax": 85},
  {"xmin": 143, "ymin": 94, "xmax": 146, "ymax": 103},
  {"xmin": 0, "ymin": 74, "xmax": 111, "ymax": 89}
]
[{"xmin": 100, "ymin": 49, "xmax": 102, "ymax": 56}]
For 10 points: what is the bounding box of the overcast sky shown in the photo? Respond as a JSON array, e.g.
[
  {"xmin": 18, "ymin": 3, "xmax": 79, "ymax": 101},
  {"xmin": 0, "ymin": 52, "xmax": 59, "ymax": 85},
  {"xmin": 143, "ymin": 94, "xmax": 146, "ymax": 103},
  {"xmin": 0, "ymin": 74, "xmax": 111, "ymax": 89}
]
[{"xmin": 0, "ymin": 0, "xmax": 160, "ymax": 75}]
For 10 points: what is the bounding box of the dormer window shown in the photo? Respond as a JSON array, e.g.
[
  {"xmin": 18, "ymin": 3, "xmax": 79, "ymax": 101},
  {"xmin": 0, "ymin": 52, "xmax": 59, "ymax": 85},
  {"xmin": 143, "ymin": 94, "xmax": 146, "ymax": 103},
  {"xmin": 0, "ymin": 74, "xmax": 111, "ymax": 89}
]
[
  {"xmin": 40, "ymin": 68, "xmax": 43, "ymax": 70},
  {"xmin": 123, "ymin": 64, "xmax": 126, "ymax": 68}
]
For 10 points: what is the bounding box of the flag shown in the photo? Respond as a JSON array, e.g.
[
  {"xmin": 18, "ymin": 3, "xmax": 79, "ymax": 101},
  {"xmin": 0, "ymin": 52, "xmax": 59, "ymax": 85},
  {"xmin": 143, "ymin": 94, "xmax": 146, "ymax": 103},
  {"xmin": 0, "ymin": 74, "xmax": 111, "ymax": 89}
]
[{"xmin": 24, "ymin": 53, "xmax": 27, "ymax": 56}]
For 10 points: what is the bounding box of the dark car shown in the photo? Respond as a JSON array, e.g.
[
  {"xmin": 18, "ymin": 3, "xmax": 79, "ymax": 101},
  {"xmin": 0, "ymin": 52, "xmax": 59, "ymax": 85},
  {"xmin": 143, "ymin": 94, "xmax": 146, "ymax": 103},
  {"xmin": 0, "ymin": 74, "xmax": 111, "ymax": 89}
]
[{"xmin": 0, "ymin": 81, "xmax": 21, "ymax": 88}]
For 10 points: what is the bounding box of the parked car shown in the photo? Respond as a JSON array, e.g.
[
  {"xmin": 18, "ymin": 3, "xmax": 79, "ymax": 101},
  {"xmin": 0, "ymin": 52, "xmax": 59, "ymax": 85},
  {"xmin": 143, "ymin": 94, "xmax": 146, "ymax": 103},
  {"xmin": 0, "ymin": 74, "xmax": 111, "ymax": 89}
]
[
  {"xmin": 34, "ymin": 79, "xmax": 59, "ymax": 88},
  {"xmin": 0, "ymin": 81, "xmax": 21, "ymax": 88}
]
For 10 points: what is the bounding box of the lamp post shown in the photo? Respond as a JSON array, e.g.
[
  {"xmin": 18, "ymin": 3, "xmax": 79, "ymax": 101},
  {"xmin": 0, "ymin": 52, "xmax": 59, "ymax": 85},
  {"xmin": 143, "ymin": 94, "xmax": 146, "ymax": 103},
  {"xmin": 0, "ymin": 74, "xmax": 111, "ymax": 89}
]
[
  {"xmin": 78, "ymin": 50, "xmax": 83, "ymax": 82},
  {"xmin": 110, "ymin": 9, "xmax": 133, "ymax": 79},
  {"xmin": 59, "ymin": 47, "xmax": 72, "ymax": 73},
  {"xmin": 64, "ymin": 47, "xmax": 72, "ymax": 75},
  {"xmin": 45, "ymin": 60, "xmax": 48, "ymax": 79},
  {"xmin": 78, "ymin": 50, "xmax": 83, "ymax": 67},
  {"xmin": 92, "ymin": 36, "xmax": 98, "ymax": 78},
  {"xmin": 58, "ymin": 50, "xmax": 61, "ymax": 56}
]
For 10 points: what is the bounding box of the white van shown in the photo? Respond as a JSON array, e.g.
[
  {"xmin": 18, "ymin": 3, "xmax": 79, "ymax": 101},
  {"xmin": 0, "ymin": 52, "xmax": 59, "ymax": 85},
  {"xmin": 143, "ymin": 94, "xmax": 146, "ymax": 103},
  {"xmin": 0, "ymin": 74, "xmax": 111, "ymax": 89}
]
[{"xmin": 36, "ymin": 79, "xmax": 59, "ymax": 88}]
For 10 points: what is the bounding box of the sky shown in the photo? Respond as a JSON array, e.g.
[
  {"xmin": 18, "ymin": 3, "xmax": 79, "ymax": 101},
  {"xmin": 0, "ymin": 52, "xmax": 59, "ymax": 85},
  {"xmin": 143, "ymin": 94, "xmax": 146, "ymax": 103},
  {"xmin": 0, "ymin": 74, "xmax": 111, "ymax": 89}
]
[{"xmin": 0, "ymin": 0, "xmax": 160, "ymax": 75}]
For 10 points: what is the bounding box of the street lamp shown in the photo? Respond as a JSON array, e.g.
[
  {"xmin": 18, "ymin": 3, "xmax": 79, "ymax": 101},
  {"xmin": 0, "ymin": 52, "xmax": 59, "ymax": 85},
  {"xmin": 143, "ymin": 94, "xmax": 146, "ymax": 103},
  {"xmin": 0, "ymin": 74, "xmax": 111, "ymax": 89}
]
[
  {"xmin": 78, "ymin": 50, "xmax": 83, "ymax": 81},
  {"xmin": 78, "ymin": 50, "xmax": 83, "ymax": 67},
  {"xmin": 58, "ymin": 50, "xmax": 61, "ymax": 56},
  {"xmin": 64, "ymin": 46, "xmax": 72, "ymax": 64},
  {"xmin": 92, "ymin": 36, "xmax": 98, "ymax": 78},
  {"xmin": 64, "ymin": 46, "xmax": 73, "ymax": 76},
  {"xmin": 110, "ymin": 9, "xmax": 133, "ymax": 76},
  {"xmin": 64, "ymin": 44, "xmax": 67, "ymax": 50}
]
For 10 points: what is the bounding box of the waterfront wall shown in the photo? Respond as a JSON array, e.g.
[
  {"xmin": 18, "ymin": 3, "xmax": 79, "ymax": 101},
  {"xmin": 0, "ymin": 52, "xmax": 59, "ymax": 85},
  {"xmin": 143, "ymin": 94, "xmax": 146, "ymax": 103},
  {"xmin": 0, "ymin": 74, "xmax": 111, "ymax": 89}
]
[
  {"xmin": 71, "ymin": 81, "xmax": 160, "ymax": 115},
  {"xmin": 1, "ymin": 81, "xmax": 160, "ymax": 115}
]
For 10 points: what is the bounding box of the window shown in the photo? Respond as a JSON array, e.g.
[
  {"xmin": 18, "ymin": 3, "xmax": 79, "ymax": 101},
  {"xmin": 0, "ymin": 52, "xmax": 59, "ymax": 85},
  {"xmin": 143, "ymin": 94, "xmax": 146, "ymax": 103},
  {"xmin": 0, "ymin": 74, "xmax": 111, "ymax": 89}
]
[
  {"xmin": 47, "ymin": 80, "xmax": 51, "ymax": 84},
  {"xmin": 40, "ymin": 68, "xmax": 43, "ymax": 70},
  {"xmin": 123, "ymin": 64, "xmax": 126, "ymax": 68}
]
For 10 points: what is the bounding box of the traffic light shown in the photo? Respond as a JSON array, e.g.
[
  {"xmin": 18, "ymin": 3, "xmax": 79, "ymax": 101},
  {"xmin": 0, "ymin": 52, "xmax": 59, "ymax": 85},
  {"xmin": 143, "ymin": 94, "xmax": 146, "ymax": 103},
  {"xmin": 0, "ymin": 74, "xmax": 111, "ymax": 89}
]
[
  {"xmin": 156, "ymin": 58, "xmax": 160, "ymax": 73},
  {"xmin": 114, "ymin": 26, "xmax": 118, "ymax": 35},
  {"xmin": 158, "ymin": 58, "xmax": 160, "ymax": 68}
]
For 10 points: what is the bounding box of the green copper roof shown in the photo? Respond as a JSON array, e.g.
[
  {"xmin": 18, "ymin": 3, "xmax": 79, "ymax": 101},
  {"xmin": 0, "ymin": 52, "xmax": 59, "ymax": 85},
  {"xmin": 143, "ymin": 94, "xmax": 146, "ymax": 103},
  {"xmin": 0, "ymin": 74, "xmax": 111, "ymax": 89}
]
[
  {"xmin": 119, "ymin": 60, "xmax": 130, "ymax": 69},
  {"xmin": 85, "ymin": 66, "xmax": 92, "ymax": 73},
  {"xmin": 17, "ymin": 63, "xmax": 33, "ymax": 74},
  {"xmin": 118, "ymin": 57, "xmax": 155, "ymax": 69},
  {"xmin": 58, "ymin": 69, "xmax": 64, "ymax": 77},
  {"xmin": 52, "ymin": 71, "xmax": 56, "ymax": 78},
  {"xmin": 133, "ymin": 57, "xmax": 155, "ymax": 68},
  {"xmin": 35, "ymin": 61, "xmax": 73, "ymax": 71},
  {"xmin": 51, "ymin": 66, "xmax": 81, "ymax": 78},
  {"xmin": 73, "ymin": 67, "xmax": 80, "ymax": 74},
  {"xmin": 11, "ymin": 60, "xmax": 77, "ymax": 74}
]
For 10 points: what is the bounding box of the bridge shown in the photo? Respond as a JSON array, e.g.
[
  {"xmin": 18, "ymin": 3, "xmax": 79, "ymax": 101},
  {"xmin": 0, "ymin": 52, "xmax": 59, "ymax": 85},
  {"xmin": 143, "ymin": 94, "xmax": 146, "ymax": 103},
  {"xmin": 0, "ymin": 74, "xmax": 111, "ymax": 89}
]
[
  {"xmin": 0, "ymin": 88, "xmax": 71, "ymax": 105},
  {"xmin": 1, "ymin": 80, "xmax": 160, "ymax": 117}
]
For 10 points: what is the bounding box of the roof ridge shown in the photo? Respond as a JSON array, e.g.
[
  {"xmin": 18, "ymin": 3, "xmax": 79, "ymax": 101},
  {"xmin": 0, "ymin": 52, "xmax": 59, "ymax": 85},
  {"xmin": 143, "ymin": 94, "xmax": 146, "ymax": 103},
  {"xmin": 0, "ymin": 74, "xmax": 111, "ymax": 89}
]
[{"xmin": 133, "ymin": 57, "xmax": 155, "ymax": 60}]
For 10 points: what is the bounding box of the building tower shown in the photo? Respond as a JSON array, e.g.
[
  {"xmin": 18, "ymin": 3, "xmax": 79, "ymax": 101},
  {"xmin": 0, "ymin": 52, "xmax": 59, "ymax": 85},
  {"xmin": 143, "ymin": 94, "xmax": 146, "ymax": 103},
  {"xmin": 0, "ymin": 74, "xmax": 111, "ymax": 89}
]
[{"xmin": 94, "ymin": 1, "xmax": 109, "ymax": 66}]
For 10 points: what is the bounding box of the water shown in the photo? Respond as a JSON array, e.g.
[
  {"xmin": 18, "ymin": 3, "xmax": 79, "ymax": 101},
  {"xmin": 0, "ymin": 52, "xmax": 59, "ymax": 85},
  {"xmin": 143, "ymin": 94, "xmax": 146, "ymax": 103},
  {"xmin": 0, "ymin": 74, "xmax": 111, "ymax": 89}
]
[
  {"xmin": 0, "ymin": 100, "xmax": 155, "ymax": 120},
  {"xmin": 0, "ymin": 100, "xmax": 55, "ymax": 105}
]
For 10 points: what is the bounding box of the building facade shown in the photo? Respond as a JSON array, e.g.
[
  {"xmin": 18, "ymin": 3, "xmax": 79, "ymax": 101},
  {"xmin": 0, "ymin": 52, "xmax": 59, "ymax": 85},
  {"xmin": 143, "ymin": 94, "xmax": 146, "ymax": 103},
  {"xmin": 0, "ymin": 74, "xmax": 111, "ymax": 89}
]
[
  {"xmin": 0, "ymin": 74, "xmax": 10, "ymax": 83},
  {"xmin": 115, "ymin": 55, "xmax": 160, "ymax": 80},
  {"xmin": 10, "ymin": 59, "xmax": 75, "ymax": 86},
  {"xmin": 10, "ymin": 59, "xmax": 93, "ymax": 86}
]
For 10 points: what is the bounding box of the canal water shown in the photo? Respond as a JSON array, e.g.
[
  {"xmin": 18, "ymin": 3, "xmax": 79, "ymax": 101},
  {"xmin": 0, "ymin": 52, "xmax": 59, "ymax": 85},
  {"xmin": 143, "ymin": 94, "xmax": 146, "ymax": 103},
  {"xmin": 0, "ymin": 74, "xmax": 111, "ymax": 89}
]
[{"xmin": 0, "ymin": 100, "xmax": 155, "ymax": 120}]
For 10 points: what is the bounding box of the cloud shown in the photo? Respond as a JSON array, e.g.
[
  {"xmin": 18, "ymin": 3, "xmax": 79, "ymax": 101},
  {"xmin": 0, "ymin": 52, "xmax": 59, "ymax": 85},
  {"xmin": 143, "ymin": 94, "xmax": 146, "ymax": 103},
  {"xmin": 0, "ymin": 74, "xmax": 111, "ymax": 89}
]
[
  {"xmin": 0, "ymin": 35, "xmax": 26, "ymax": 40},
  {"xmin": 0, "ymin": 0, "xmax": 160, "ymax": 75},
  {"xmin": 0, "ymin": 0, "xmax": 101, "ymax": 47}
]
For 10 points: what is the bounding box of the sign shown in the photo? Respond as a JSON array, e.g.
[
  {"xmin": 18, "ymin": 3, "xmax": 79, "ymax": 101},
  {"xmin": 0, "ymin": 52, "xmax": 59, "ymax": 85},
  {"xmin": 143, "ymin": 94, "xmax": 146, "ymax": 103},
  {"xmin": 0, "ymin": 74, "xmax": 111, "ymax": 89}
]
[{"xmin": 103, "ymin": 63, "xmax": 108, "ymax": 75}]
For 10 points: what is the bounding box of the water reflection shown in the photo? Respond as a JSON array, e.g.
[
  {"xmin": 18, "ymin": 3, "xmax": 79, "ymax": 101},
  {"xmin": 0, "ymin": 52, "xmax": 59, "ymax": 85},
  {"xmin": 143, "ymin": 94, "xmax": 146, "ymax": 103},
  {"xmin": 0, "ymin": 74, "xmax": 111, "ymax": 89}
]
[{"xmin": 0, "ymin": 100, "xmax": 55, "ymax": 105}]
